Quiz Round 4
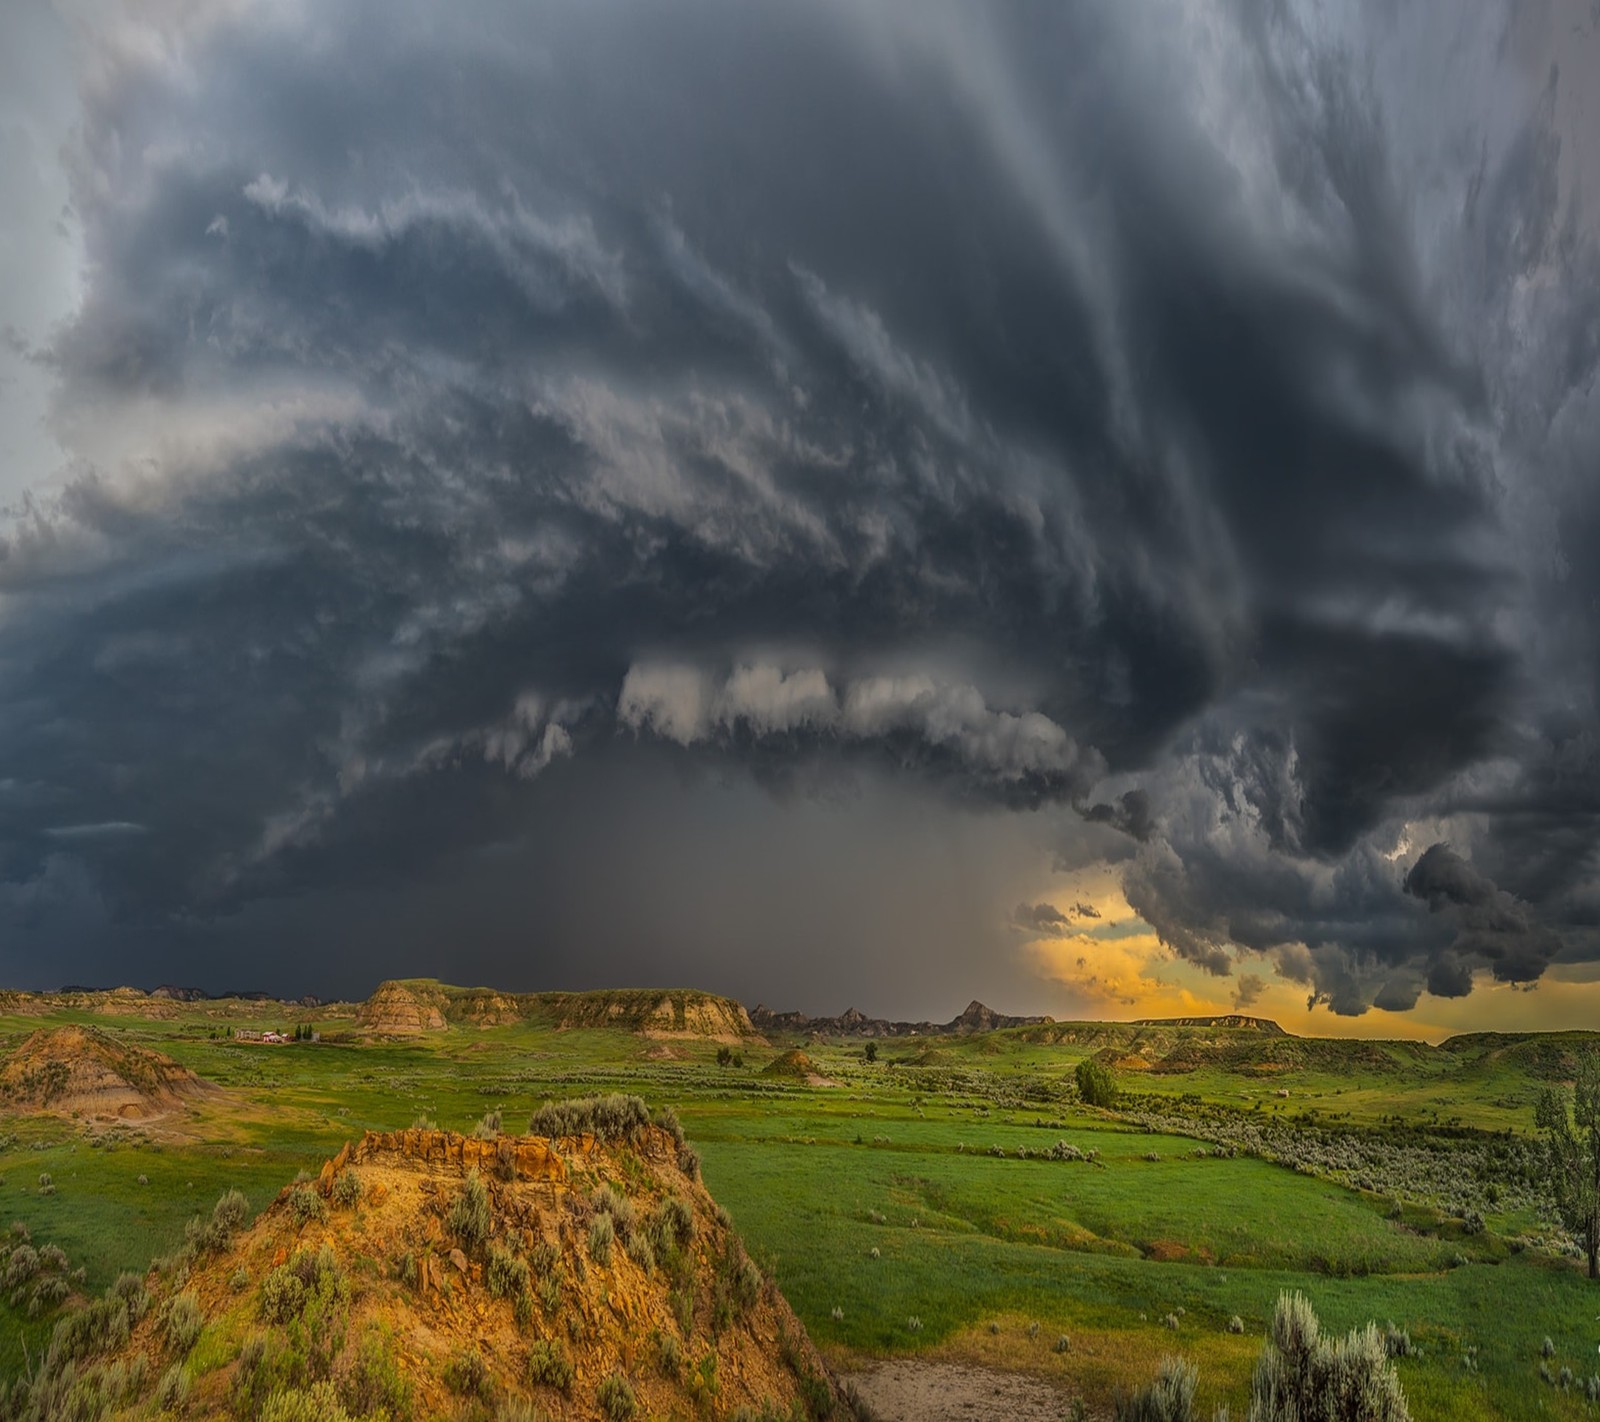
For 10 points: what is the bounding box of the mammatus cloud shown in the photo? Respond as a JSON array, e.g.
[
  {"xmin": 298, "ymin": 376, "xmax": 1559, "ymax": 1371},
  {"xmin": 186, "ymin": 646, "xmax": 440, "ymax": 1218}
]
[{"xmin": 0, "ymin": 1, "xmax": 1595, "ymax": 1014}]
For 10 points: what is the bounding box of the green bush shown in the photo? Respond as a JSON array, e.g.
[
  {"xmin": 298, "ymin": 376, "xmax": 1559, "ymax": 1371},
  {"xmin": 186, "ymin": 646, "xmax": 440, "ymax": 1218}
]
[
  {"xmin": 259, "ymin": 1381, "xmax": 358, "ymax": 1422},
  {"xmin": 189, "ymin": 1187, "xmax": 252, "ymax": 1254},
  {"xmin": 443, "ymin": 1346, "xmax": 493, "ymax": 1399},
  {"xmin": 1114, "ymin": 1356, "xmax": 1196, "ymax": 1422},
  {"xmin": 163, "ymin": 1290, "xmax": 204, "ymax": 1356},
  {"xmin": 337, "ymin": 1331, "xmax": 414, "ymax": 1419},
  {"xmin": 656, "ymin": 1328, "xmax": 682, "ymax": 1379},
  {"xmin": 1248, "ymin": 1292, "xmax": 1410, "ymax": 1422},
  {"xmin": 449, "ymin": 1168, "xmax": 492, "ymax": 1255},
  {"xmin": 528, "ymin": 1094, "xmax": 652, "ymax": 1144},
  {"xmin": 651, "ymin": 1196, "xmax": 695, "ymax": 1252},
  {"xmin": 528, "ymin": 1338, "xmax": 574, "ymax": 1391},
  {"xmin": 288, "ymin": 1185, "xmax": 328, "ymax": 1227},
  {"xmin": 1075, "ymin": 1058, "xmax": 1117, "ymax": 1108},
  {"xmin": 597, "ymin": 1371, "xmax": 637, "ymax": 1421},
  {"xmin": 589, "ymin": 1212, "xmax": 616, "ymax": 1266},
  {"xmin": 331, "ymin": 1170, "xmax": 361, "ymax": 1208},
  {"xmin": 155, "ymin": 1361, "xmax": 190, "ymax": 1411},
  {"xmin": 487, "ymin": 1243, "xmax": 531, "ymax": 1301},
  {"xmin": 592, "ymin": 1184, "xmax": 636, "ymax": 1241}
]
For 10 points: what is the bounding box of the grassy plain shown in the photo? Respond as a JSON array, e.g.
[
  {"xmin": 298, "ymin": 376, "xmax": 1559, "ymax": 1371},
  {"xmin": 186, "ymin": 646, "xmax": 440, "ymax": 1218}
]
[{"xmin": 0, "ymin": 995, "xmax": 1596, "ymax": 1419}]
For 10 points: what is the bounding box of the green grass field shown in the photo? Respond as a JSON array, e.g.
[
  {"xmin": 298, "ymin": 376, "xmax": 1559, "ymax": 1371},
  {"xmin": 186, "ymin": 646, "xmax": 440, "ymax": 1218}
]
[{"xmin": 0, "ymin": 997, "xmax": 1596, "ymax": 1419}]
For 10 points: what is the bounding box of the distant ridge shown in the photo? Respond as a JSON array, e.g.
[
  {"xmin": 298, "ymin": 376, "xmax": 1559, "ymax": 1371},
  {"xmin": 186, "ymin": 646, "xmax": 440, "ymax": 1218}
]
[
  {"xmin": 356, "ymin": 979, "xmax": 758, "ymax": 1041},
  {"xmin": 747, "ymin": 998, "xmax": 1052, "ymax": 1038},
  {"xmin": 1130, "ymin": 1014, "xmax": 1288, "ymax": 1035}
]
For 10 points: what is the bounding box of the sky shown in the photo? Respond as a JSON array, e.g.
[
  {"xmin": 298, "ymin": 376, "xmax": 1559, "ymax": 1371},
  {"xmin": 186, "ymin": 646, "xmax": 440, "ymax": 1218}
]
[{"xmin": 1, "ymin": 1, "xmax": 1599, "ymax": 1036}]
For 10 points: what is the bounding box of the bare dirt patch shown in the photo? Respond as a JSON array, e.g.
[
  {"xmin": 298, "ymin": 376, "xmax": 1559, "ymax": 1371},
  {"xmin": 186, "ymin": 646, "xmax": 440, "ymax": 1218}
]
[{"xmin": 842, "ymin": 1360, "xmax": 1099, "ymax": 1422}]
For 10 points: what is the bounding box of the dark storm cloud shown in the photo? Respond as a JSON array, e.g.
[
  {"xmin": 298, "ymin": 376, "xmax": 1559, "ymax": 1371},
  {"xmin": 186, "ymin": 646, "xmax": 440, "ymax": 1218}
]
[{"xmin": 0, "ymin": 0, "xmax": 1596, "ymax": 1008}]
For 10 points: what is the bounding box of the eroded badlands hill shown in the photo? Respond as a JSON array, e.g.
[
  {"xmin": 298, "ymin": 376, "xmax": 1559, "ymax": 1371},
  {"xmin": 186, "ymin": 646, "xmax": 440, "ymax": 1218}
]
[
  {"xmin": 0, "ymin": 1025, "xmax": 217, "ymax": 1120},
  {"xmin": 19, "ymin": 1098, "xmax": 859, "ymax": 1421}
]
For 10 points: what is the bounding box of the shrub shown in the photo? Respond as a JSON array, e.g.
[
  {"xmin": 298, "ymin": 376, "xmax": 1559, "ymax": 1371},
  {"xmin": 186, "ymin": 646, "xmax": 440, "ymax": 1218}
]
[
  {"xmin": 337, "ymin": 1331, "xmax": 413, "ymax": 1419},
  {"xmin": 475, "ymin": 1108, "xmax": 504, "ymax": 1140},
  {"xmin": 1384, "ymin": 1324, "xmax": 1413, "ymax": 1358},
  {"xmin": 231, "ymin": 1266, "xmax": 251, "ymax": 1291},
  {"xmin": 1542, "ymin": 1336, "xmax": 1557, "ymax": 1358},
  {"xmin": 443, "ymin": 1346, "xmax": 493, "ymax": 1399},
  {"xmin": 651, "ymin": 1196, "xmax": 695, "ymax": 1253},
  {"xmin": 589, "ymin": 1212, "xmax": 616, "ymax": 1266},
  {"xmin": 528, "ymin": 1094, "xmax": 651, "ymax": 1145},
  {"xmin": 259, "ymin": 1382, "xmax": 358, "ymax": 1422},
  {"xmin": 537, "ymin": 1272, "xmax": 560, "ymax": 1314},
  {"xmin": 1075, "ymin": 1058, "xmax": 1117, "ymax": 1108},
  {"xmin": 678, "ymin": 1142, "xmax": 702, "ymax": 1179},
  {"xmin": 654, "ymin": 1106, "xmax": 685, "ymax": 1148},
  {"xmin": 593, "ymin": 1184, "xmax": 637, "ymax": 1240},
  {"xmin": 188, "ymin": 1187, "xmax": 252, "ymax": 1254},
  {"xmin": 597, "ymin": 1371, "xmax": 638, "ymax": 1421},
  {"xmin": 155, "ymin": 1362, "xmax": 190, "ymax": 1411},
  {"xmin": 288, "ymin": 1185, "xmax": 327, "ymax": 1227},
  {"xmin": 622, "ymin": 1225, "xmax": 655, "ymax": 1273},
  {"xmin": 656, "ymin": 1328, "xmax": 682, "ymax": 1378},
  {"xmin": 331, "ymin": 1170, "xmax": 361, "ymax": 1208},
  {"xmin": 110, "ymin": 1273, "xmax": 150, "ymax": 1318},
  {"xmin": 528, "ymin": 1338, "xmax": 574, "ymax": 1391},
  {"xmin": 259, "ymin": 1245, "xmax": 348, "ymax": 1342},
  {"xmin": 43, "ymin": 1294, "xmax": 132, "ymax": 1372},
  {"xmin": 1114, "ymin": 1356, "xmax": 1196, "ymax": 1422},
  {"xmin": 1248, "ymin": 1292, "xmax": 1410, "ymax": 1421},
  {"xmin": 163, "ymin": 1290, "xmax": 204, "ymax": 1356},
  {"xmin": 1229, "ymin": 1316, "xmax": 1246, "ymax": 1335},
  {"xmin": 449, "ymin": 1168, "xmax": 492, "ymax": 1255},
  {"xmin": 486, "ymin": 1243, "xmax": 531, "ymax": 1300}
]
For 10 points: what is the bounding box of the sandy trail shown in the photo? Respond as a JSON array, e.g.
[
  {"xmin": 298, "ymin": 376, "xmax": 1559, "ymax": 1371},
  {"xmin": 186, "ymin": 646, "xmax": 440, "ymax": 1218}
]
[{"xmin": 842, "ymin": 1360, "xmax": 1095, "ymax": 1422}]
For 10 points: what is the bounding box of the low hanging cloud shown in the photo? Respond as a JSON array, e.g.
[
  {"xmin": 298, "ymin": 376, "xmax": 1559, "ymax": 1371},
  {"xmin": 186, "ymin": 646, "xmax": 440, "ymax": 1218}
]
[
  {"xmin": 618, "ymin": 662, "xmax": 1103, "ymax": 803},
  {"xmin": 0, "ymin": 1, "xmax": 1594, "ymax": 1009}
]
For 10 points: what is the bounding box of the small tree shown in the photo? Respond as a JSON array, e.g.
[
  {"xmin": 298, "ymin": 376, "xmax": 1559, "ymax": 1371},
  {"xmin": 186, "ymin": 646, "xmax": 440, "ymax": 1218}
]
[
  {"xmin": 864, "ymin": 1042, "xmax": 878, "ymax": 1064},
  {"xmin": 716, "ymin": 1046, "xmax": 733, "ymax": 1069},
  {"xmin": 1536, "ymin": 1051, "xmax": 1600, "ymax": 1280},
  {"xmin": 1076, "ymin": 1057, "xmax": 1116, "ymax": 1108}
]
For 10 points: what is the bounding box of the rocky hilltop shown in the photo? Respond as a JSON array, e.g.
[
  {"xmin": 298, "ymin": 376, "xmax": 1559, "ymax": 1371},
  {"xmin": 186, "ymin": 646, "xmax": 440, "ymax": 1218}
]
[
  {"xmin": 749, "ymin": 997, "xmax": 1053, "ymax": 1039},
  {"xmin": 23, "ymin": 1103, "xmax": 862, "ymax": 1421},
  {"xmin": 356, "ymin": 979, "xmax": 760, "ymax": 1041},
  {"xmin": 1129, "ymin": 1014, "xmax": 1287, "ymax": 1034},
  {"xmin": 0, "ymin": 1025, "xmax": 218, "ymax": 1119}
]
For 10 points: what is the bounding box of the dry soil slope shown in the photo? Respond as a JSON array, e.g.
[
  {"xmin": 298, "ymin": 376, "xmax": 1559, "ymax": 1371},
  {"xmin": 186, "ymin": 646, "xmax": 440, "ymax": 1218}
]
[
  {"xmin": 101, "ymin": 1120, "xmax": 857, "ymax": 1420},
  {"xmin": 0, "ymin": 1025, "xmax": 216, "ymax": 1120}
]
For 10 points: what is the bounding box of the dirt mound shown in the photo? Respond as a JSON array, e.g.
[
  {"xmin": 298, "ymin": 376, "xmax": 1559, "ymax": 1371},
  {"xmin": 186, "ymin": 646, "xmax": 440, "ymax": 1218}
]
[
  {"xmin": 56, "ymin": 1115, "xmax": 859, "ymax": 1421},
  {"xmin": 762, "ymin": 1048, "xmax": 818, "ymax": 1078},
  {"xmin": 0, "ymin": 1025, "xmax": 215, "ymax": 1119},
  {"xmin": 759, "ymin": 1050, "xmax": 838, "ymax": 1086}
]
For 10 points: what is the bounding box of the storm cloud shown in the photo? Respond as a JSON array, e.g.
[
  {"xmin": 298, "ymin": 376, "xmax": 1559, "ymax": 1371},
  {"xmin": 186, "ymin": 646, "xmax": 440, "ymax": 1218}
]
[{"xmin": 0, "ymin": 0, "xmax": 1597, "ymax": 1013}]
